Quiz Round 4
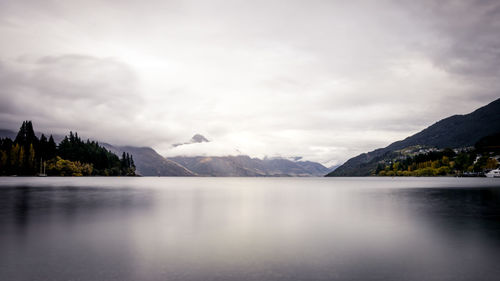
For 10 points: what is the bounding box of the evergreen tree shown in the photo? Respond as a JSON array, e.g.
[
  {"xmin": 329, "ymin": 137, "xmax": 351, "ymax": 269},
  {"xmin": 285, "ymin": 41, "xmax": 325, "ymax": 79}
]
[
  {"xmin": 47, "ymin": 135, "xmax": 57, "ymax": 159},
  {"xmin": 18, "ymin": 146, "xmax": 25, "ymax": 170},
  {"xmin": 28, "ymin": 143, "xmax": 35, "ymax": 172},
  {"xmin": 14, "ymin": 121, "xmax": 27, "ymax": 145},
  {"xmin": 130, "ymin": 155, "xmax": 135, "ymax": 169},
  {"xmin": 15, "ymin": 121, "xmax": 38, "ymax": 147}
]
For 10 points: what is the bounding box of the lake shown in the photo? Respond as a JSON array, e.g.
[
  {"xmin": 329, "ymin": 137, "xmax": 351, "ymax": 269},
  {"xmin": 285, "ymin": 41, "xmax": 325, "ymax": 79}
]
[{"xmin": 1, "ymin": 177, "xmax": 499, "ymax": 281}]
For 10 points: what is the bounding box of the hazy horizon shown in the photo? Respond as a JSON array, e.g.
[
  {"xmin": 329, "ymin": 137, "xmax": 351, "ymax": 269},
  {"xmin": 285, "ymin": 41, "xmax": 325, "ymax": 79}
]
[{"xmin": 1, "ymin": 0, "xmax": 499, "ymax": 165}]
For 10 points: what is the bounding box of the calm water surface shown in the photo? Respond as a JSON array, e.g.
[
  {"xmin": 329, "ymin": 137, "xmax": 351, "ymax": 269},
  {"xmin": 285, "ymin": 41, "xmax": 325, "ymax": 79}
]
[{"xmin": 1, "ymin": 177, "xmax": 499, "ymax": 281}]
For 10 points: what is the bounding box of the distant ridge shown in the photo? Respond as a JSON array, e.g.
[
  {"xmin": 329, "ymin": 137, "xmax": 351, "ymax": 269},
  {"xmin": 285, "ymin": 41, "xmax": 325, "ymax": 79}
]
[
  {"xmin": 0, "ymin": 129, "xmax": 16, "ymax": 140},
  {"xmin": 169, "ymin": 155, "xmax": 330, "ymax": 177},
  {"xmin": 102, "ymin": 144, "xmax": 195, "ymax": 176},
  {"xmin": 0, "ymin": 129, "xmax": 64, "ymax": 143},
  {"xmin": 327, "ymin": 98, "xmax": 500, "ymax": 176},
  {"xmin": 2, "ymin": 127, "xmax": 330, "ymax": 177}
]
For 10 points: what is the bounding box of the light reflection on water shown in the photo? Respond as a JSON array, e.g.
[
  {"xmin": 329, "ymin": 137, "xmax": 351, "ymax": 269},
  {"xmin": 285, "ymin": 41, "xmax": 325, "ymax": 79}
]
[{"xmin": 1, "ymin": 177, "xmax": 499, "ymax": 281}]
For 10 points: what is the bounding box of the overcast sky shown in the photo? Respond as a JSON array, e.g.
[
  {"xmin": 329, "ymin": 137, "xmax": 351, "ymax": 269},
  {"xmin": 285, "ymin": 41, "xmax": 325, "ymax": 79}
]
[{"xmin": 0, "ymin": 0, "xmax": 499, "ymax": 165}]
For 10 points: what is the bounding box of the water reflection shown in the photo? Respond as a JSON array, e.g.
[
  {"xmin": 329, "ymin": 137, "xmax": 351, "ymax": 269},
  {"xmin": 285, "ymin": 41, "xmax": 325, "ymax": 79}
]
[
  {"xmin": 0, "ymin": 178, "xmax": 499, "ymax": 281},
  {"xmin": 14, "ymin": 187, "xmax": 31, "ymax": 234},
  {"xmin": 1, "ymin": 185, "xmax": 154, "ymax": 237}
]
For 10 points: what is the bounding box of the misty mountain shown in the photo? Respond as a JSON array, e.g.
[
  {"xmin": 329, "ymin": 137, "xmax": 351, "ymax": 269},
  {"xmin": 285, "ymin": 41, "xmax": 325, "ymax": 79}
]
[
  {"xmin": 1, "ymin": 126, "xmax": 195, "ymax": 176},
  {"xmin": 191, "ymin": 134, "xmax": 209, "ymax": 143},
  {"xmin": 102, "ymin": 144, "xmax": 195, "ymax": 176},
  {"xmin": 2, "ymin": 127, "xmax": 328, "ymax": 177},
  {"xmin": 173, "ymin": 134, "xmax": 210, "ymax": 147},
  {"xmin": 0, "ymin": 128, "xmax": 65, "ymax": 143},
  {"xmin": 328, "ymin": 164, "xmax": 341, "ymax": 172},
  {"xmin": 0, "ymin": 129, "xmax": 16, "ymax": 140},
  {"xmin": 327, "ymin": 98, "xmax": 500, "ymax": 176},
  {"xmin": 168, "ymin": 155, "xmax": 329, "ymax": 176}
]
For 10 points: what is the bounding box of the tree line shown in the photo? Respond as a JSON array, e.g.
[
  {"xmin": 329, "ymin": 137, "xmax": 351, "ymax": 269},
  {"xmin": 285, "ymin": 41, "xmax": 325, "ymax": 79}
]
[
  {"xmin": 0, "ymin": 121, "xmax": 136, "ymax": 176},
  {"xmin": 375, "ymin": 133, "xmax": 500, "ymax": 177}
]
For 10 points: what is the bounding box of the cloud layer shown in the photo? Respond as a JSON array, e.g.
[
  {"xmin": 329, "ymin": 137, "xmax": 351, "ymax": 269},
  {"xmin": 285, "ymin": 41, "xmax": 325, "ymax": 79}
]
[{"xmin": 1, "ymin": 0, "xmax": 499, "ymax": 165}]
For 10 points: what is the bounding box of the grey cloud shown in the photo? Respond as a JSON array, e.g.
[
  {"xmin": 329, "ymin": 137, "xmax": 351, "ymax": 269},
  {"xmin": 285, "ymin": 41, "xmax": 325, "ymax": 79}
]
[
  {"xmin": 0, "ymin": 54, "xmax": 144, "ymax": 142},
  {"xmin": 31, "ymin": 55, "xmax": 139, "ymax": 103},
  {"xmin": 401, "ymin": 0, "xmax": 500, "ymax": 78},
  {"xmin": 0, "ymin": 0, "xmax": 499, "ymax": 164}
]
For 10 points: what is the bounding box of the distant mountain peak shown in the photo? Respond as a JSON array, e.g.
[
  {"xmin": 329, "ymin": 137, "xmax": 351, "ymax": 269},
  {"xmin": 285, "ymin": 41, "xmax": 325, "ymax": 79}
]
[
  {"xmin": 191, "ymin": 134, "xmax": 209, "ymax": 143},
  {"xmin": 173, "ymin": 134, "xmax": 210, "ymax": 147}
]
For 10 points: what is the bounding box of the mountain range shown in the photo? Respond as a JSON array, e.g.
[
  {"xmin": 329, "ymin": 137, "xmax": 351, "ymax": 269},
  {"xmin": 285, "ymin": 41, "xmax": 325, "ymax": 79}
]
[
  {"xmin": 103, "ymin": 136, "xmax": 330, "ymax": 176},
  {"xmin": 5, "ymin": 98, "xmax": 497, "ymax": 177},
  {"xmin": 168, "ymin": 155, "xmax": 331, "ymax": 176},
  {"xmin": 327, "ymin": 98, "xmax": 500, "ymax": 176},
  {"xmin": 0, "ymin": 129, "xmax": 330, "ymax": 176}
]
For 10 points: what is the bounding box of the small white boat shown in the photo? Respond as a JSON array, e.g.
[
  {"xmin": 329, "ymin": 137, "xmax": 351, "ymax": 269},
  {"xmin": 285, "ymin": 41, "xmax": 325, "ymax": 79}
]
[{"xmin": 486, "ymin": 169, "xmax": 500, "ymax": 178}]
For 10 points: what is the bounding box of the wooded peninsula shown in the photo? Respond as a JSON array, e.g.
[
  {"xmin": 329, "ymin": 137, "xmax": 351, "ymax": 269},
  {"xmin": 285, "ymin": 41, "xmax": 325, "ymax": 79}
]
[{"xmin": 0, "ymin": 121, "xmax": 136, "ymax": 176}]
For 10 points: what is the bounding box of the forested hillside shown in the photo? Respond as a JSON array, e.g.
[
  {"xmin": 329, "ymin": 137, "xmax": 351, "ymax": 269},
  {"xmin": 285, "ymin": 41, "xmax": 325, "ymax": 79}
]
[
  {"xmin": 0, "ymin": 121, "xmax": 135, "ymax": 176},
  {"xmin": 327, "ymin": 98, "xmax": 500, "ymax": 176}
]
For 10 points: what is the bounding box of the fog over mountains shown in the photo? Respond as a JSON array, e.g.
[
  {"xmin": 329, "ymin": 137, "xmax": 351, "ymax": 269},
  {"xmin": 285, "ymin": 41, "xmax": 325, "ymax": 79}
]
[
  {"xmin": 2, "ymin": 97, "xmax": 498, "ymax": 177},
  {"xmin": 173, "ymin": 134, "xmax": 210, "ymax": 147},
  {"xmin": 0, "ymin": 129, "xmax": 330, "ymax": 176},
  {"xmin": 169, "ymin": 155, "xmax": 330, "ymax": 177},
  {"xmin": 103, "ymin": 141, "xmax": 332, "ymax": 177},
  {"xmin": 102, "ymin": 144, "xmax": 195, "ymax": 176}
]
